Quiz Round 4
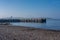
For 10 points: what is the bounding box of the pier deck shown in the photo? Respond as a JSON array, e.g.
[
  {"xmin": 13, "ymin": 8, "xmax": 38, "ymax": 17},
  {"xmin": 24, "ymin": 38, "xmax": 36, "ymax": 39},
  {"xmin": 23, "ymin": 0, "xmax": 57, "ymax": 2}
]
[{"xmin": 0, "ymin": 18, "xmax": 46, "ymax": 23}]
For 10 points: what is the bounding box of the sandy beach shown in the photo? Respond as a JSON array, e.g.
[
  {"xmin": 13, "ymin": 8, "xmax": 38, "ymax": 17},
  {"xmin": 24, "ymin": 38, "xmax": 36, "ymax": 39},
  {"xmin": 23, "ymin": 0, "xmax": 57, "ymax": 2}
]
[{"xmin": 0, "ymin": 25, "xmax": 60, "ymax": 40}]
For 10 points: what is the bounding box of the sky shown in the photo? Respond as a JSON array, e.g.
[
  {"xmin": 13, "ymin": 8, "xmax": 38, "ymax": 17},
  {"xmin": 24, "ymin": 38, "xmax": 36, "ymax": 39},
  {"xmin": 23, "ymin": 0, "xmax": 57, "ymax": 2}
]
[{"xmin": 0, "ymin": 0, "xmax": 60, "ymax": 19}]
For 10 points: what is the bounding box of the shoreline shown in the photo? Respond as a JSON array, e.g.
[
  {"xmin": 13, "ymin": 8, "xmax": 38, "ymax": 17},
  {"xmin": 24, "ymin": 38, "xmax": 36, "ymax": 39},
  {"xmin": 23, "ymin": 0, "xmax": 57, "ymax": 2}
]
[
  {"xmin": 0, "ymin": 25, "xmax": 60, "ymax": 40},
  {"xmin": 1, "ymin": 25, "xmax": 60, "ymax": 32}
]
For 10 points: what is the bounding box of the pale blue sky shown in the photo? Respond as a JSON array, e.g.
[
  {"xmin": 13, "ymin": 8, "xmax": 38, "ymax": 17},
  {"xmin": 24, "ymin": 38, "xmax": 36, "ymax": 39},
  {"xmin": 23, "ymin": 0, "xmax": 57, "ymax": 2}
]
[{"xmin": 0, "ymin": 0, "xmax": 60, "ymax": 18}]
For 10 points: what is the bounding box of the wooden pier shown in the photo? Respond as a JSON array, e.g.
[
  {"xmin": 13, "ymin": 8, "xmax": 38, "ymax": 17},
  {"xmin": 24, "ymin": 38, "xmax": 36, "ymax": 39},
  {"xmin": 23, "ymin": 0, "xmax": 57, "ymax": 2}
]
[
  {"xmin": 19, "ymin": 18, "xmax": 46, "ymax": 23},
  {"xmin": 0, "ymin": 18, "xmax": 46, "ymax": 23}
]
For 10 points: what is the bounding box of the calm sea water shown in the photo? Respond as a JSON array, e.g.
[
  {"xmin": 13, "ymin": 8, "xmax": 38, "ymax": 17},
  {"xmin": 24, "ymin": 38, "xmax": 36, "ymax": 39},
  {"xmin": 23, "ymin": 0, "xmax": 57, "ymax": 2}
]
[{"xmin": 12, "ymin": 19, "xmax": 60, "ymax": 30}]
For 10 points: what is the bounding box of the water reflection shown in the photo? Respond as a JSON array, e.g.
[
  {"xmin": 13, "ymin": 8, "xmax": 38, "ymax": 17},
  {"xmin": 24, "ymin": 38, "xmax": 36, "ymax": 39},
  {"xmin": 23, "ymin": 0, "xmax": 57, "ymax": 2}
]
[{"xmin": 12, "ymin": 19, "xmax": 60, "ymax": 30}]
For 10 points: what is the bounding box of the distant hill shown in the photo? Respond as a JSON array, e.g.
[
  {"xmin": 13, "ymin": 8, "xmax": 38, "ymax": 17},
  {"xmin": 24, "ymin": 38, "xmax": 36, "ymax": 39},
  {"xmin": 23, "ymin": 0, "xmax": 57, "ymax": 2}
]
[{"xmin": 46, "ymin": 18, "xmax": 60, "ymax": 20}]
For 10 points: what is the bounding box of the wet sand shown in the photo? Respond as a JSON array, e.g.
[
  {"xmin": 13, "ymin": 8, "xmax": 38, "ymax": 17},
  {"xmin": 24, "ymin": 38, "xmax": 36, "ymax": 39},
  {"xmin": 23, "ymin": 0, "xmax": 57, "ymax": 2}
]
[{"xmin": 0, "ymin": 25, "xmax": 60, "ymax": 40}]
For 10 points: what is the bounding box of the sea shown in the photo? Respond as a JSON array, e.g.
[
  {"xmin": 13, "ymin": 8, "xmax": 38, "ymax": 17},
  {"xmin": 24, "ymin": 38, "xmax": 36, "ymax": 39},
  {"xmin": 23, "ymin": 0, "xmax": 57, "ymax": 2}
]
[{"xmin": 11, "ymin": 19, "xmax": 60, "ymax": 30}]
